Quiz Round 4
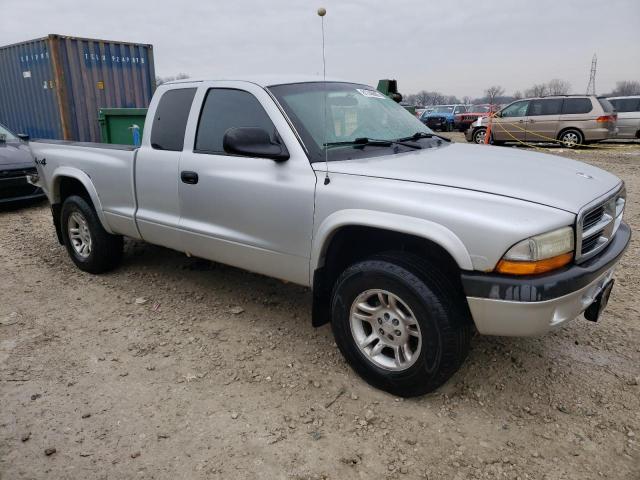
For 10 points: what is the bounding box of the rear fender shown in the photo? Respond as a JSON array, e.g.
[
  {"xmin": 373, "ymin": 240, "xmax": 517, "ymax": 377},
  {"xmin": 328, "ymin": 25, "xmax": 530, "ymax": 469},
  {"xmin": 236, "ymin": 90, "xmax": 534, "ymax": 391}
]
[{"xmin": 51, "ymin": 167, "xmax": 114, "ymax": 234}]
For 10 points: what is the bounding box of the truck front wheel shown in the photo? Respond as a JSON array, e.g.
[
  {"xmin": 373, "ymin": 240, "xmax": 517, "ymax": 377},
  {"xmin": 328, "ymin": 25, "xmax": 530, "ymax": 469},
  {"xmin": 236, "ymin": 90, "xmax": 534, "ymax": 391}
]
[
  {"xmin": 60, "ymin": 195, "xmax": 123, "ymax": 274},
  {"xmin": 330, "ymin": 252, "xmax": 472, "ymax": 397}
]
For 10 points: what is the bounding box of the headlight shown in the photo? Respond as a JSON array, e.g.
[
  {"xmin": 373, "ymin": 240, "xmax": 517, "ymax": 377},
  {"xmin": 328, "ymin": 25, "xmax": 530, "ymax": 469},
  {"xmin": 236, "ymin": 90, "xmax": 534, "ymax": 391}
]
[{"xmin": 496, "ymin": 226, "xmax": 574, "ymax": 275}]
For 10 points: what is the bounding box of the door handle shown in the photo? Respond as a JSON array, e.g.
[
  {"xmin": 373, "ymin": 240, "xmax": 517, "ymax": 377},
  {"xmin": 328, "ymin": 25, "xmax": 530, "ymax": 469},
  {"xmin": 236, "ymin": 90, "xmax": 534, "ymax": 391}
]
[
  {"xmin": 180, "ymin": 171, "xmax": 199, "ymax": 184},
  {"xmin": 528, "ymin": 119, "xmax": 535, "ymax": 123},
  {"xmin": 518, "ymin": 119, "xmax": 525, "ymax": 123}
]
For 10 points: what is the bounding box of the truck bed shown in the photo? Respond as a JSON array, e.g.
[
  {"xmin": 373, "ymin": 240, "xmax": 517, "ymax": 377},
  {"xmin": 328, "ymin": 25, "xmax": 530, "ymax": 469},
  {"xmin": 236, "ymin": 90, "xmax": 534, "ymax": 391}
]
[
  {"xmin": 30, "ymin": 139, "xmax": 140, "ymax": 239},
  {"xmin": 31, "ymin": 139, "xmax": 138, "ymax": 151}
]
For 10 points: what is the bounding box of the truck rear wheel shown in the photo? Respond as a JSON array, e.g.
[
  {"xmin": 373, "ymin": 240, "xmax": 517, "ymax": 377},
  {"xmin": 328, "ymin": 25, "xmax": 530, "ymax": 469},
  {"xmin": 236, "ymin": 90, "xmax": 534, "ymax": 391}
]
[
  {"xmin": 330, "ymin": 252, "xmax": 472, "ymax": 397},
  {"xmin": 60, "ymin": 195, "xmax": 123, "ymax": 274}
]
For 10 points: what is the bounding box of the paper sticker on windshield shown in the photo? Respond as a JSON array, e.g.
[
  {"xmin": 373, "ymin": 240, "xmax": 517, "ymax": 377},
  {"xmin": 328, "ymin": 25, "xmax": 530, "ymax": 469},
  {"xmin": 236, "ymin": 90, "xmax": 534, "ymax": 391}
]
[{"xmin": 356, "ymin": 88, "xmax": 386, "ymax": 99}]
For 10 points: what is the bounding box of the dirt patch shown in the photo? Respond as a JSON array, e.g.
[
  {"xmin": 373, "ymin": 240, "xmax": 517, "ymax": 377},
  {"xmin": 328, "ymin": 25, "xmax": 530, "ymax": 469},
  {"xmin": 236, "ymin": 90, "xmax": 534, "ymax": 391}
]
[{"xmin": 1, "ymin": 138, "xmax": 639, "ymax": 479}]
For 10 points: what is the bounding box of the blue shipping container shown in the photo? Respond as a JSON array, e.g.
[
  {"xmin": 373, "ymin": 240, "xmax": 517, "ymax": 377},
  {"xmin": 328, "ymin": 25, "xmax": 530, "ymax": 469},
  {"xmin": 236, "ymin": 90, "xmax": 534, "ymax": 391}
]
[{"xmin": 0, "ymin": 34, "xmax": 155, "ymax": 142}]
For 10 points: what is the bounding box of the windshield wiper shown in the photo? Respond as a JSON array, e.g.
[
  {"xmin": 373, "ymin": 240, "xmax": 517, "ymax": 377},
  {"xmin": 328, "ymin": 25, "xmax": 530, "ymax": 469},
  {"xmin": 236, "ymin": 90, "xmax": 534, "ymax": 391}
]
[
  {"xmin": 395, "ymin": 132, "xmax": 450, "ymax": 143},
  {"xmin": 324, "ymin": 137, "xmax": 421, "ymax": 149}
]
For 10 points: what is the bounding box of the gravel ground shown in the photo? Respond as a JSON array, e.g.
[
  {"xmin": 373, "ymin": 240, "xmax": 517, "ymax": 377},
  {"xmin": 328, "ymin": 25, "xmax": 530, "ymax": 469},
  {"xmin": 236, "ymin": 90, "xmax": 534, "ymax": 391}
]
[{"xmin": 1, "ymin": 135, "xmax": 639, "ymax": 479}]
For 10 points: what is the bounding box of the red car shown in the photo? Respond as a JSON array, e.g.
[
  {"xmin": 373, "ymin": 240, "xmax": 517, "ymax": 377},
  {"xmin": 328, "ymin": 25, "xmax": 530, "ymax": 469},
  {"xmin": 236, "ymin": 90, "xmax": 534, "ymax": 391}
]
[{"xmin": 453, "ymin": 104, "xmax": 501, "ymax": 132}]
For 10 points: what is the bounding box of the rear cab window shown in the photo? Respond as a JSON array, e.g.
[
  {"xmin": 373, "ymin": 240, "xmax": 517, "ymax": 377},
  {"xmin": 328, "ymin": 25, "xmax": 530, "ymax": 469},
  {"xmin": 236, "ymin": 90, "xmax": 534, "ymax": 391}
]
[
  {"xmin": 151, "ymin": 88, "xmax": 197, "ymax": 151},
  {"xmin": 194, "ymin": 88, "xmax": 278, "ymax": 154},
  {"xmin": 561, "ymin": 98, "xmax": 593, "ymax": 115}
]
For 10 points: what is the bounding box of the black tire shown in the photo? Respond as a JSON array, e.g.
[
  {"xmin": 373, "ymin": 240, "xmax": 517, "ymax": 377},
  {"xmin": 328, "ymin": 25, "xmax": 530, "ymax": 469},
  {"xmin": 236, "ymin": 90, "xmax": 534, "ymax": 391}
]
[
  {"xmin": 558, "ymin": 128, "xmax": 584, "ymax": 149},
  {"xmin": 472, "ymin": 127, "xmax": 487, "ymax": 144},
  {"xmin": 472, "ymin": 127, "xmax": 505, "ymax": 146},
  {"xmin": 330, "ymin": 252, "xmax": 473, "ymax": 397},
  {"xmin": 60, "ymin": 195, "xmax": 123, "ymax": 274}
]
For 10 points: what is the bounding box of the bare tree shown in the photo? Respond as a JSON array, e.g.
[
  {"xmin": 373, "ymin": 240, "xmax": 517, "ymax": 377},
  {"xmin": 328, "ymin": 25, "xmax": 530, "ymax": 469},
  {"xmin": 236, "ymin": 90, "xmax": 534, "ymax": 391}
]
[
  {"xmin": 611, "ymin": 80, "xmax": 640, "ymax": 96},
  {"xmin": 156, "ymin": 73, "xmax": 191, "ymax": 86},
  {"xmin": 443, "ymin": 95, "xmax": 461, "ymax": 104},
  {"xmin": 512, "ymin": 91, "xmax": 523, "ymax": 100},
  {"xmin": 462, "ymin": 96, "xmax": 473, "ymax": 105},
  {"xmin": 412, "ymin": 90, "xmax": 430, "ymax": 107},
  {"xmin": 484, "ymin": 85, "xmax": 505, "ymax": 104},
  {"xmin": 525, "ymin": 83, "xmax": 548, "ymax": 97},
  {"xmin": 428, "ymin": 92, "xmax": 446, "ymax": 105},
  {"xmin": 408, "ymin": 90, "xmax": 465, "ymax": 106},
  {"xmin": 547, "ymin": 79, "xmax": 571, "ymax": 95}
]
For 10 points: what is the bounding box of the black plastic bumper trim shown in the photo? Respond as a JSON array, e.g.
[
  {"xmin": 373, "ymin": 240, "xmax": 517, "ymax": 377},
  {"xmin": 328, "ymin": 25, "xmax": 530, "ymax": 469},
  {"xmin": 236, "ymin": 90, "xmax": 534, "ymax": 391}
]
[{"xmin": 461, "ymin": 222, "xmax": 631, "ymax": 302}]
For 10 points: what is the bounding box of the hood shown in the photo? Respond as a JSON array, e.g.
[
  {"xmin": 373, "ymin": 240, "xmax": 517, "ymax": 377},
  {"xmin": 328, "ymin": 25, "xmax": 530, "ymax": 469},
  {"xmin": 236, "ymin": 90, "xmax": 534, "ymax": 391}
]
[
  {"xmin": 315, "ymin": 143, "xmax": 621, "ymax": 213},
  {"xmin": 0, "ymin": 141, "xmax": 34, "ymax": 169}
]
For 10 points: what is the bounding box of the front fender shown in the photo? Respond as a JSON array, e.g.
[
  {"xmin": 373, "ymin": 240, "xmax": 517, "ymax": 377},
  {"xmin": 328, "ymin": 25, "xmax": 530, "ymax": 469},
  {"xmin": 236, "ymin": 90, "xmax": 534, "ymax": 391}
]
[
  {"xmin": 310, "ymin": 209, "xmax": 473, "ymax": 284},
  {"xmin": 51, "ymin": 167, "xmax": 114, "ymax": 234}
]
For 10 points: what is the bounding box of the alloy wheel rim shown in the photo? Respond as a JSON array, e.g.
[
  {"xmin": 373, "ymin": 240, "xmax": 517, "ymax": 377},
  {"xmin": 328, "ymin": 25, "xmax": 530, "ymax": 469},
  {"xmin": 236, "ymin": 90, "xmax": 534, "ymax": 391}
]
[
  {"xmin": 475, "ymin": 130, "xmax": 486, "ymax": 143},
  {"xmin": 68, "ymin": 211, "xmax": 92, "ymax": 258},
  {"xmin": 349, "ymin": 289, "xmax": 422, "ymax": 371},
  {"xmin": 562, "ymin": 132, "xmax": 579, "ymax": 147}
]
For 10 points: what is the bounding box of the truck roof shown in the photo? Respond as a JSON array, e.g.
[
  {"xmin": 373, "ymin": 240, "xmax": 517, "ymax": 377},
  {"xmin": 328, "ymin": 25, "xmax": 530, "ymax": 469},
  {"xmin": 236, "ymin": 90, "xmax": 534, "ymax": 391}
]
[{"xmin": 164, "ymin": 74, "xmax": 352, "ymax": 88}]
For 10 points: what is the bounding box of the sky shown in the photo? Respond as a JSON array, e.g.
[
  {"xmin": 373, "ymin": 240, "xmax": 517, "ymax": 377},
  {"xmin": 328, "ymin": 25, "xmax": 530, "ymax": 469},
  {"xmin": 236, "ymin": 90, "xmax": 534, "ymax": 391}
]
[{"xmin": 1, "ymin": 0, "xmax": 639, "ymax": 98}]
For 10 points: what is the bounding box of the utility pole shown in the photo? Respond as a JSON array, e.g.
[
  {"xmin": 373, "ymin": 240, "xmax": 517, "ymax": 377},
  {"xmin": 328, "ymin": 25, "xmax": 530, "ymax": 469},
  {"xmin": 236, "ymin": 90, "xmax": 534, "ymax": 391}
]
[{"xmin": 586, "ymin": 54, "xmax": 597, "ymax": 95}]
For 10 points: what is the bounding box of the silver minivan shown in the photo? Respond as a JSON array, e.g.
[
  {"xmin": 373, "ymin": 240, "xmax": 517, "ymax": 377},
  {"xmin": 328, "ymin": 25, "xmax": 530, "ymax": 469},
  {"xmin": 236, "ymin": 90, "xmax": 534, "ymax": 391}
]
[{"xmin": 607, "ymin": 96, "xmax": 640, "ymax": 139}]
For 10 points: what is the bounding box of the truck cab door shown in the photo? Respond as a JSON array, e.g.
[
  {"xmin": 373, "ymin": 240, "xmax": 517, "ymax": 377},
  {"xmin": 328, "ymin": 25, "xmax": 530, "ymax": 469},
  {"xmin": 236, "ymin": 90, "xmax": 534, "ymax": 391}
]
[
  {"xmin": 525, "ymin": 98, "xmax": 563, "ymax": 142},
  {"xmin": 135, "ymin": 87, "xmax": 197, "ymax": 250},
  {"xmin": 492, "ymin": 100, "xmax": 529, "ymax": 142},
  {"xmin": 177, "ymin": 83, "xmax": 316, "ymax": 286}
]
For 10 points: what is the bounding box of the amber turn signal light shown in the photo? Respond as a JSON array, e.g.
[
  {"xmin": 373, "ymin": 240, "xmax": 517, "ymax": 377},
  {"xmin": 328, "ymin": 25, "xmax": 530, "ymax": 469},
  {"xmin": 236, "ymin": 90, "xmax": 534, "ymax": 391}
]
[{"xmin": 495, "ymin": 252, "xmax": 573, "ymax": 275}]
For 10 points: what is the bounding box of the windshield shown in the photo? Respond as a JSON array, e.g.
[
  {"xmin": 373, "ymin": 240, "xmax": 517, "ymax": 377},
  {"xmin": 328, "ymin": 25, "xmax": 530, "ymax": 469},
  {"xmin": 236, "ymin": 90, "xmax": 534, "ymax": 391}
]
[
  {"xmin": 0, "ymin": 123, "xmax": 18, "ymax": 142},
  {"xmin": 431, "ymin": 106, "xmax": 455, "ymax": 113},
  {"xmin": 470, "ymin": 105, "xmax": 490, "ymax": 113},
  {"xmin": 268, "ymin": 82, "xmax": 436, "ymax": 163}
]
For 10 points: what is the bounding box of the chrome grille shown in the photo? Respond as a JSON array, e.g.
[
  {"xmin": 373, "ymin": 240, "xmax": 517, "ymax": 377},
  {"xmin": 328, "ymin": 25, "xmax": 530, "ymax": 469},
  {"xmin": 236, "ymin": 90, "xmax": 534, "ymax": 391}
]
[
  {"xmin": 582, "ymin": 205, "xmax": 604, "ymax": 231},
  {"xmin": 581, "ymin": 230, "xmax": 603, "ymax": 254},
  {"xmin": 576, "ymin": 186, "xmax": 626, "ymax": 262},
  {"xmin": 0, "ymin": 166, "xmax": 37, "ymax": 179}
]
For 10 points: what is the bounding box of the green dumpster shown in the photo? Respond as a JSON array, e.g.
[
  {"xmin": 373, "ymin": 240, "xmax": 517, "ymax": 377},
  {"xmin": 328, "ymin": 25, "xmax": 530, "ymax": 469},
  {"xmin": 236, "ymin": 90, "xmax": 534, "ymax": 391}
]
[
  {"xmin": 98, "ymin": 108, "xmax": 148, "ymax": 146},
  {"xmin": 376, "ymin": 79, "xmax": 416, "ymax": 115}
]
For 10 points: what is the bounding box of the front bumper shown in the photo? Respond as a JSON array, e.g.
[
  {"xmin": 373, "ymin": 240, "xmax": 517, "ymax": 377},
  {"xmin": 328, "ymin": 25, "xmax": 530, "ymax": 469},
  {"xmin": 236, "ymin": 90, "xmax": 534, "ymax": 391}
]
[
  {"xmin": 464, "ymin": 128, "xmax": 475, "ymax": 142},
  {"xmin": 0, "ymin": 174, "xmax": 45, "ymax": 204},
  {"xmin": 424, "ymin": 117, "xmax": 448, "ymax": 130},
  {"xmin": 461, "ymin": 222, "xmax": 631, "ymax": 336},
  {"xmin": 454, "ymin": 120, "xmax": 472, "ymax": 131}
]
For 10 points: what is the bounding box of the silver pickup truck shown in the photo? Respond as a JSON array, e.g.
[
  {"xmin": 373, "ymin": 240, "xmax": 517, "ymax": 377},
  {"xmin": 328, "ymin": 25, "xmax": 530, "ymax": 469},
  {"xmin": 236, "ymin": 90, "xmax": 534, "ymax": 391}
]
[{"xmin": 30, "ymin": 77, "xmax": 630, "ymax": 397}]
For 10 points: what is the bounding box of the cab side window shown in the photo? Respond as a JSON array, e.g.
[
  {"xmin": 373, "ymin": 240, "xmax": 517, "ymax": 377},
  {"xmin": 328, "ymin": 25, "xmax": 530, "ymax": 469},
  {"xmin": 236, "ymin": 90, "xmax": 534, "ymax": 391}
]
[
  {"xmin": 528, "ymin": 99, "xmax": 563, "ymax": 116},
  {"xmin": 195, "ymin": 89, "xmax": 278, "ymax": 154},
  {"xmin": 561, "ymin": 98, "xmax": 593, "ymax": 114},
  {"xmin": 501, "ymin": 101, "xmax": 529, "ymax": 118},
  {"xmin": 151, "ymin": 88, "xmax": 197, "ymax": 151}
]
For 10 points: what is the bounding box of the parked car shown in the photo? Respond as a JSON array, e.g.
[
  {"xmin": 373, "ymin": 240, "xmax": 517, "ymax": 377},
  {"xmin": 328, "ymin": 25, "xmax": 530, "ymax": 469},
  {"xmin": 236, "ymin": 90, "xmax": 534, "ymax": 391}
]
[
  {"xmin": 607, "ymin": 96, "xmax": 640, "ymax": 139},
  {"xmin": 420, "ymin": 104, "xmax": 469, "ymax": 131},
  {"xmin": 466, "ymin": 95, "xmax": 617, "ymax": 147},
  {"xmin": 0, "ymin": 122, "xmax": 45, "ymax": 205},
  {"xmin": 453, "ymin": 104, "xmax": 500, "ymax": 132},
  {"xmin": 30, "ymin": 77, "xmax": 629, "ymax": 397}
]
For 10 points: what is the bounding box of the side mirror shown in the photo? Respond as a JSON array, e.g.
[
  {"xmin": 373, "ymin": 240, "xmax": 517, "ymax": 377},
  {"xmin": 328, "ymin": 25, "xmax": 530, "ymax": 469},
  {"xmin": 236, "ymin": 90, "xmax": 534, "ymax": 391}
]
[
  {"xmin": 223, "ymin": 127, "xmax": 289, "ymax": 161},
  {"xmin": 17, "ymin": 133, "xmax": 30, "ymax": 141}
]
